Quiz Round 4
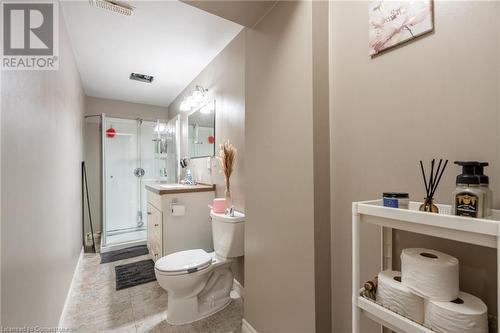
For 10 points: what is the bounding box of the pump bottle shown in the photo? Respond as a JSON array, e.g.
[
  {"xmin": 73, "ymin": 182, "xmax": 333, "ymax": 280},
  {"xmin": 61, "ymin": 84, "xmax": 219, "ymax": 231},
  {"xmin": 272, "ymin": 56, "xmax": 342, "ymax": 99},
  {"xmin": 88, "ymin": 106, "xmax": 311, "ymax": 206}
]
[
  {"xmin": 474, "ymin": 162, "xmax": 493, "ymax": 217},
  {"xmin": 452, "ymin": 161, "xmax": 485, "ymax": 218}
]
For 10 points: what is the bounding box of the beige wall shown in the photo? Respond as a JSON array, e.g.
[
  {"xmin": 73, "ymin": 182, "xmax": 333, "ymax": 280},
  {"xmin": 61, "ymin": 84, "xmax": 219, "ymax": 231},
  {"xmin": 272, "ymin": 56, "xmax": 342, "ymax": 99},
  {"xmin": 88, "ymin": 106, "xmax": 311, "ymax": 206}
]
[
  {"xmin": 245, "ymin": 1, "xmax": 331, "ymax": 331},
  {"xmin": 169, "ymin": 31, "xmax": 245, "ymax": 211},
  {"xmin": 312, "ymin": 1, "xmax": 331, "ymax": 331},
  {"xmin": 1, "ymin": 14, "xmax": 85, "ymax": 326},
  {"xmin": 331, "ymin": 1, "xmax": 500, "ymax": 332},
  {"xmin": 85, "ymin": 96, "xmax": 168, "ymax": 120},
  {"xmin": 169, "ymin": 30, "xmax": 246, "ymax": 284},
  {"xmin": 83, "ymin": 117, "xmax": 102, "ymax": 242},
  {"xmin": 0, "ymin": 50, "xmax": 2, "ymax": 327}
]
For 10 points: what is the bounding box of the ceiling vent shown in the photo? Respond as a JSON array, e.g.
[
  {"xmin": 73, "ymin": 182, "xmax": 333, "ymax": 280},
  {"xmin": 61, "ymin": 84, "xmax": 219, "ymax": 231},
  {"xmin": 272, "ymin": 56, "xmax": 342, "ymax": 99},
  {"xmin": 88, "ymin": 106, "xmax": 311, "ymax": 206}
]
[
  {"xmin": 89, "ymin": 0, "xmax": 134, "ymax": 16},
  {"xmin": 130, "ymin": 73, "xmax": 154, "ymax": 83}
]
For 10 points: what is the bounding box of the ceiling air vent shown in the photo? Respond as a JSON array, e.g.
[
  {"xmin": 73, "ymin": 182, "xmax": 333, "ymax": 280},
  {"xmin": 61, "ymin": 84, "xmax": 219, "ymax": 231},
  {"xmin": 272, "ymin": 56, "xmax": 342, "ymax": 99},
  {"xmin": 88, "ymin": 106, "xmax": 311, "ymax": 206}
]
[
  {"xmin": 89, "ymin": 0, "xmax": 134, "ymax": 16},
  {"xmin": 130, "ymin": 73, "xmax": 154, "ymax": 83}
]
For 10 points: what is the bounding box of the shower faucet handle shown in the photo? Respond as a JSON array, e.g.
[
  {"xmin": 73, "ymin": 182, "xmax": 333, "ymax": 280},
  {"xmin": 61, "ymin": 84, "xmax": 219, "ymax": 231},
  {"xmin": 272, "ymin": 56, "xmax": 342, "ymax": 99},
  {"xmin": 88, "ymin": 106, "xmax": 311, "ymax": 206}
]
[{"xmin": 133, "ymin": 168, "xmax": 145, "ymax": 178}]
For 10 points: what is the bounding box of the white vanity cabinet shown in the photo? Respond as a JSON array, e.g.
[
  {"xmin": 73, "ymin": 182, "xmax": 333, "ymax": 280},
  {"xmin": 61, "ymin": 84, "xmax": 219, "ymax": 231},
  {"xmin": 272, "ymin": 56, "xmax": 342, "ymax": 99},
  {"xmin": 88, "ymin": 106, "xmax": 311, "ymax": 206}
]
[
  {"xmin": 146, "ymin": 203, "xmax": 162, "ymax": 261},
  {"xmin": 146, "ymin": 184, "xmax": 215, "ymax": 262}
]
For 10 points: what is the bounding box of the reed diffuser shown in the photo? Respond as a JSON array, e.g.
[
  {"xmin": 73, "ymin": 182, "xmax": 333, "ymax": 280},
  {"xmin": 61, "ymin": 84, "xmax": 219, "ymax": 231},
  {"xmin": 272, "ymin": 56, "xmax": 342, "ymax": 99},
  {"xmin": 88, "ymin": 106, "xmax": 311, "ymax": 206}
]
[
  {"xmin": 419, "ymin": 159, "xmax": 448, "ymax": 213},
  {"xmin": 218, "ymin": 140, "xmax": 237, "ymax": 214}
]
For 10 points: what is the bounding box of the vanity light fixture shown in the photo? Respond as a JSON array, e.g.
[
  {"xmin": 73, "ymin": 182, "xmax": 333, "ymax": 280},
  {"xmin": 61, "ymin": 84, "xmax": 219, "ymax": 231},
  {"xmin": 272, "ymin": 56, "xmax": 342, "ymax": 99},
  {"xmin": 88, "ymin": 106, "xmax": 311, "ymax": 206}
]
[
  {"xmin": 186, "ymin": 96, "xmax": 196, "ymax": 108},
  {"xmin": 192, "ymin": 89, "xmax": 204, "ymax": 103},
  {"xmin": 180, "ymin": 85, "xmax": 208, "ymax": 112},
  {"xmin": 179, "ymin": 101, "xmax": 190, "ymax": 112}
]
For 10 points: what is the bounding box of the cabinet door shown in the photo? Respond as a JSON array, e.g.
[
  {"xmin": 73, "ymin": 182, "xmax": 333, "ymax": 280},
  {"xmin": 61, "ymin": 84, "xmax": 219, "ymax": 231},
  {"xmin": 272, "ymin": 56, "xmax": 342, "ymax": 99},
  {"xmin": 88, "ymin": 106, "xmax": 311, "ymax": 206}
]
[
  {"xmin": 152, "ymin": 242, "xmax": 162, "ymax": 262},
  {"xmin": 152, "ymin": 209, "xmax": 163, "ymax": 260},
  {"xmin": 147, "ymin": 203, "xmax": 163, "ymax": 261},
  {"xmin": 147, "ymin": 191, "xmax": 162, "ymax": 211},
  {"xmin": 147, "ymin": 204, "xmax": 153, "ymax": 251}
]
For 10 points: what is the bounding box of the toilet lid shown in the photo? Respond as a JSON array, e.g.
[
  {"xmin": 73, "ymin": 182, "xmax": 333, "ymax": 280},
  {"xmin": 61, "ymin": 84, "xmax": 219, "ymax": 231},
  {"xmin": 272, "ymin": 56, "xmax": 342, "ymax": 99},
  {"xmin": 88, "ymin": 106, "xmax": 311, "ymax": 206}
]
[{"xmin": 155, "ymin": 249, "xmax": 212, "ymax": 274}]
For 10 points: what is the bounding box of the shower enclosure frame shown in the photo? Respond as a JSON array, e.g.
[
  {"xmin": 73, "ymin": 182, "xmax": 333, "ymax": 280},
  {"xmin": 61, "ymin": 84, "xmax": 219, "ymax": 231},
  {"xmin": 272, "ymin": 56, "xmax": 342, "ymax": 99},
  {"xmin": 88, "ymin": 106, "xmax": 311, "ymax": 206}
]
[
  {"xmin": 100, "ymin": 113, "xmax": 177, "ymax": 252},
  {"xmin": 101, "ymin": 113, "xmax": 153, "ymax": 250}
]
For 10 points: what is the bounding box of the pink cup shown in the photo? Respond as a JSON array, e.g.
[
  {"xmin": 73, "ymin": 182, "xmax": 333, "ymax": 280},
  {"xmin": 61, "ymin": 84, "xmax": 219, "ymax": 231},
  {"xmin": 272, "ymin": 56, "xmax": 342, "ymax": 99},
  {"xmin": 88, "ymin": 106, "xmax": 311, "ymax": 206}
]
[{"xmin": 212, "ymin": 198, "xmax": 226, "ymax": 213}]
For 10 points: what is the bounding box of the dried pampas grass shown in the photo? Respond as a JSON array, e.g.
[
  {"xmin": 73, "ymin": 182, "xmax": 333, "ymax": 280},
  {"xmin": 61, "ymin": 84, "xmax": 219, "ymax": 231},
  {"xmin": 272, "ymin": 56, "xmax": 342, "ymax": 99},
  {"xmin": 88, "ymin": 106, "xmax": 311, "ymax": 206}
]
[{"xmin": 218, "ymin": 140, "xmax": 237, "ymax": 198}]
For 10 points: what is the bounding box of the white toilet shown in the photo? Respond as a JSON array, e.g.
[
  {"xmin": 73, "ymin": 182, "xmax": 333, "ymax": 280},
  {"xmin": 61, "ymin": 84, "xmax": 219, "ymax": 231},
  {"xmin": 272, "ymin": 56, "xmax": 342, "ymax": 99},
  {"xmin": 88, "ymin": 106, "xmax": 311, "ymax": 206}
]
[{"xmin": 154, "ymin": 209, "xmax": 245, "ymax": 325}]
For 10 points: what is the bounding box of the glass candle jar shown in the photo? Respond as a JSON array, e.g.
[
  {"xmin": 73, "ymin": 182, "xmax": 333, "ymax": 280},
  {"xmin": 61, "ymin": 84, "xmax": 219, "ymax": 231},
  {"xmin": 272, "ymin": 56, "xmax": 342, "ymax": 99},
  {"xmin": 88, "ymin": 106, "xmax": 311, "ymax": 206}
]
[{"xmin": 383, "ymin": 192, "xmax": 409, "ymax": 209}]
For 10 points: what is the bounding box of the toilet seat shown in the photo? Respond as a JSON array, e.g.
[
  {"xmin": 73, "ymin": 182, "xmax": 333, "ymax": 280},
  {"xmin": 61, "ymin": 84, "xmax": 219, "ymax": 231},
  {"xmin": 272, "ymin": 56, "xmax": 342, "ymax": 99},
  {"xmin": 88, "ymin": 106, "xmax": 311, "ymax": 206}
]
[{"xmin": 155, "ymin": 249, "xmax": 212, "ymax": 275}]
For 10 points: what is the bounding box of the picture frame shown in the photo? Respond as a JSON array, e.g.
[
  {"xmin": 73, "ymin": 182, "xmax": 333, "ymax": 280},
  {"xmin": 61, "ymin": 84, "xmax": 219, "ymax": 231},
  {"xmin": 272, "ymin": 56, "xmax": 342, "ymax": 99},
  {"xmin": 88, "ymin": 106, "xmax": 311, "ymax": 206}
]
[{"xmin": 369, "ymin": 1, "xmax": 434, "ymax": 56}]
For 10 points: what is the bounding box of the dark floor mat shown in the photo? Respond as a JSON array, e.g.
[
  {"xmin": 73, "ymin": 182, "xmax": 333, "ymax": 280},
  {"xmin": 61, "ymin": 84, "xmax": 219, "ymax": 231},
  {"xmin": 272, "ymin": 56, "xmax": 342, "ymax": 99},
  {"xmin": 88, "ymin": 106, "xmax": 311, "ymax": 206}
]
[
  {"xmin": 100, "ymin": 245, "xmax": 149, "ymax": 264},
  {"xmin": 115, "ymin": 259, "xmax": 157, "ymax": 290}
]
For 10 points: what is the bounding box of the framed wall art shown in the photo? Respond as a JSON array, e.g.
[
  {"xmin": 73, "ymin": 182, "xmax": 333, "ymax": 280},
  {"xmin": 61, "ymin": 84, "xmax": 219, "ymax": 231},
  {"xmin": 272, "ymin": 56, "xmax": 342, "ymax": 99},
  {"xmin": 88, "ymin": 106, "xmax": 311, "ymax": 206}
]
[{"xmin": 369, "ymin": 1, "xmax": 434, "ymax": 56}]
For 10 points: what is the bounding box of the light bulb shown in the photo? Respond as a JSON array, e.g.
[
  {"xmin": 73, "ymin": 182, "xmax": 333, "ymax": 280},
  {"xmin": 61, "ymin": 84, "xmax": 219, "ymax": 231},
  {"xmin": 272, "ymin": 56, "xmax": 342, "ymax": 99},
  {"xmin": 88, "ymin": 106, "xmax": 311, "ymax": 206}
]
[
  {"xmin": 186, "ymin": 96, "xmax": 196, "ymax": 108},
  {"xmin": 180, "ymin": 101, "xmax": 190, "ymax": 112},
  {"xmin": 192, "ymin": 90, "xmax": 203, "ymax": 103}
]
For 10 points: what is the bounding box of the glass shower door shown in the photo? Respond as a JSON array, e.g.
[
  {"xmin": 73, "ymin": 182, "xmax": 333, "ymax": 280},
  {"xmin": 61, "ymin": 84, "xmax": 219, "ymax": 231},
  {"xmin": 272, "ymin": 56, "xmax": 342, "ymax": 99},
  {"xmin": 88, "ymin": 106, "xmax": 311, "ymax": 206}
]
[
  {"xmin": 102, "ymin": 115, "xmax": 178, "ymax": 249},
  {"xmin": 103, "ymin": 116, "xmax": 146, "ymax": 247}
]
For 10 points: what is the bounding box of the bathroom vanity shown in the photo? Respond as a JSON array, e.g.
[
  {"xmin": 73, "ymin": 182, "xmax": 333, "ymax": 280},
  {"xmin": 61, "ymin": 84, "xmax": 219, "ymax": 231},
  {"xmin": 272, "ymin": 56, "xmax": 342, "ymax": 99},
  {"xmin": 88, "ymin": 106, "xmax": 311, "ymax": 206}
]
[{"xmin": 145, "ymin": 183, "xmax": 215, "ymax": 261}]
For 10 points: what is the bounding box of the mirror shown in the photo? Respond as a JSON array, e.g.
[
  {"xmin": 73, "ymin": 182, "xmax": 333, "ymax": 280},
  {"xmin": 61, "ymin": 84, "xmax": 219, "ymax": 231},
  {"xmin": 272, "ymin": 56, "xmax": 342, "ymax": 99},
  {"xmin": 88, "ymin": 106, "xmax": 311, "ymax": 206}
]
[{"xmin": 188, "ymin": 100, "xmax": 216, "ymax": 159}]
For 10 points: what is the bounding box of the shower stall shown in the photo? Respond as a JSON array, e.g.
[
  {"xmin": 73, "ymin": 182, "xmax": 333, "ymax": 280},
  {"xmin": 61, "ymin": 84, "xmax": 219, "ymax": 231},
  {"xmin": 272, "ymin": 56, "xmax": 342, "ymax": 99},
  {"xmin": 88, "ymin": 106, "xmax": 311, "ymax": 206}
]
[{"xmin": 99, "ymin": 114, "xmax": 179, "ymax": 251}]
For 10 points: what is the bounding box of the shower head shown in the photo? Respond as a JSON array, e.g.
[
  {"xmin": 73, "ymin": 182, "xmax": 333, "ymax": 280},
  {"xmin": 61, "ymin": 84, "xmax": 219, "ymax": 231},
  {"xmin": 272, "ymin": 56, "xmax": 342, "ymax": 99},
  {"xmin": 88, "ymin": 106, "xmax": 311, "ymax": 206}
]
[{"xmin": 89, "ymin": 0, "xmax": 134, "ymax": 16}]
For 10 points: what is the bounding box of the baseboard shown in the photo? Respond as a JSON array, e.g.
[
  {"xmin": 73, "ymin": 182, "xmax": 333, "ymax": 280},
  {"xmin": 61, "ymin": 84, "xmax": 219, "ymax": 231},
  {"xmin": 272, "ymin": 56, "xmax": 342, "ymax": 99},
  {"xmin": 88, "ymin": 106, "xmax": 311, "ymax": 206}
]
[
  {"xmin": 58, "ymin": 247, "xmax": 83, "ymax": 328},
  {"xmin": 242, "ymin": 319, "xmax": 258, "ymax": 333},
  {"xmin": 232, "ymin": 278, "xmax": 245, "ymax": 299}
]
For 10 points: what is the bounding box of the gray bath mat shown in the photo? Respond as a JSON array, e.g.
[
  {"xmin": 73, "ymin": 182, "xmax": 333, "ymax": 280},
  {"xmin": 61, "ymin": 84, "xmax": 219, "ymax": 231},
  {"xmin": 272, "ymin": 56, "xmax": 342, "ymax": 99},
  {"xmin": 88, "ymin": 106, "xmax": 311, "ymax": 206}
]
[
  {"xmin": 100, "ymin": 245, "xmax": 149, "ymax": 264},
  {"xmin": 115, "ymin": 259, "xmax": 156, "ymax": 290}
]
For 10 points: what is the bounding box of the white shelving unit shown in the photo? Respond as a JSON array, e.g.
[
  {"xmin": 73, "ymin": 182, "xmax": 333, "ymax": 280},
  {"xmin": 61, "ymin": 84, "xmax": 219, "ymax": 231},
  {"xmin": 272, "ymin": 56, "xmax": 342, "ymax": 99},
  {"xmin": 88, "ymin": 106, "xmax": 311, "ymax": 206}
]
[{"xmin": 352, "ymin": 199, "xmax": 500, "ymax": 333}]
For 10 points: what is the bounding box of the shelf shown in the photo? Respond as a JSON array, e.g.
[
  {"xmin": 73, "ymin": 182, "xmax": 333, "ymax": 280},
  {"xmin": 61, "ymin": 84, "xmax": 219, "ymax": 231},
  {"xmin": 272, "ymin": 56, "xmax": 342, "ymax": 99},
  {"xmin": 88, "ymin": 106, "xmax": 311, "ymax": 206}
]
[
  {"xmin": 355, "ymin": 200, "xmax": 500, "ymax": 248},
  {"xmin": 357, "ymin": 296, "xmax": 433, "ymax": 333},
  {"xmin": 352, "ymin": 199, "xmax": 500, "ymax": 333}
]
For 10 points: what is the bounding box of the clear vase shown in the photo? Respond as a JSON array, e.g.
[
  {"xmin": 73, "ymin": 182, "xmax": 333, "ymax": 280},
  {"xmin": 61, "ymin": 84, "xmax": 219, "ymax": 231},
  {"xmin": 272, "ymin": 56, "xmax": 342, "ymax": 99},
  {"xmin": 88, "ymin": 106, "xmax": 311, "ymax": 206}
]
[{"xmin": 225, "ymin": 188, "xmax": 234, "ymax": 214}]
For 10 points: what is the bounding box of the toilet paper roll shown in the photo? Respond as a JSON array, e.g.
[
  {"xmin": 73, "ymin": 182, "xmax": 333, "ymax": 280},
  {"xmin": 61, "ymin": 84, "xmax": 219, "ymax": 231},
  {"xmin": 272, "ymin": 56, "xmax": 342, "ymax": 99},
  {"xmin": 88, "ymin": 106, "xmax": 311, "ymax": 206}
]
[
  {"xmin": 401, "ymin": 248, "xmax": 459, "ymax": 301},
  {"xmin": 376, "ymin": 270, "xmax": 424, "ymax": 323},
  {"xmin": 424, "ymin": 291, "xmax": 488, "ymax": 333}
]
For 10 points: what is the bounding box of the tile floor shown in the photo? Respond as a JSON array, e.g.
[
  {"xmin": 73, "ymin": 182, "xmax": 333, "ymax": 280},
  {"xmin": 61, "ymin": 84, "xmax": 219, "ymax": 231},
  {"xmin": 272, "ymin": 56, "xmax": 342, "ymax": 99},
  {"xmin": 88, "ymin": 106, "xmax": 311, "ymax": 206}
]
[{"xmin": 60, "ymin": 253, "xmax": 243, "ymax": 333}]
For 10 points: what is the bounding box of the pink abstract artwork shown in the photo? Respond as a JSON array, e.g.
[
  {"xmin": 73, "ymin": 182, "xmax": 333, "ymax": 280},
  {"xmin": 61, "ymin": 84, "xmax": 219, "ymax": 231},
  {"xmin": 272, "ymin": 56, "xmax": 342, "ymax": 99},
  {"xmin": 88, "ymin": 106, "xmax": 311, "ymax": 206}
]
[{"xmin": 369, "ymin": 1, "xmax": 433, "ymax": 56}]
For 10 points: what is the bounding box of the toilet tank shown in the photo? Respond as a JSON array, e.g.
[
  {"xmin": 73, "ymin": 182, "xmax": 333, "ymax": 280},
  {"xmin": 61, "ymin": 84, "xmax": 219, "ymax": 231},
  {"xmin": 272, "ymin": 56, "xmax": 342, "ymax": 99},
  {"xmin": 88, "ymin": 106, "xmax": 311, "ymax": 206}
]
[{"xmin": 210, "ymin": 210, "xmax": 245, "ymax": 258}]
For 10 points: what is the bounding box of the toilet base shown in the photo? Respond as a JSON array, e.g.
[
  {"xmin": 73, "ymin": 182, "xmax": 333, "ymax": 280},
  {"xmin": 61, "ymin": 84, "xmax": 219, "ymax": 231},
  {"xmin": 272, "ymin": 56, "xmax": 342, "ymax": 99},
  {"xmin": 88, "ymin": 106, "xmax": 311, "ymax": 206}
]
[
  {"xmin": 165, "ymin": 296, "xmax": 232, "ymax": 325},
  {"xmin": 165, "ymin": 263, "xmax": 234, "ymax": 325}
]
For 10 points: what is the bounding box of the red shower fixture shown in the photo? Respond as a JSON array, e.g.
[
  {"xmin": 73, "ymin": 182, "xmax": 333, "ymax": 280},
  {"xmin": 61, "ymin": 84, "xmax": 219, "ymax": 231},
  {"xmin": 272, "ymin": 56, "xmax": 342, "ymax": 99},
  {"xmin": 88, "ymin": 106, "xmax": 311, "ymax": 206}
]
[
  {"xmin": 208, "ymin": 135, "xmax": 215, "ymax": 144},
  {"xmin": 106, "ymin": 127, "xmax": 116, "ymax": 138}
]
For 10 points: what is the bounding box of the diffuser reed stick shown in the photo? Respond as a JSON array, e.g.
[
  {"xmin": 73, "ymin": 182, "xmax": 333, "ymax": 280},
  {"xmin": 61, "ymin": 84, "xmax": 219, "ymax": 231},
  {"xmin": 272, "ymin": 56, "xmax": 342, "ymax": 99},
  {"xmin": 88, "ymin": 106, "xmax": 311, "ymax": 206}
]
[
  {"xmin": 419, "ymin": 158, "xmax": 448, "ymax": 213},
  {"xmin": 430, "ymin": 160, "xmax": 448, "ymax": 199}
]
